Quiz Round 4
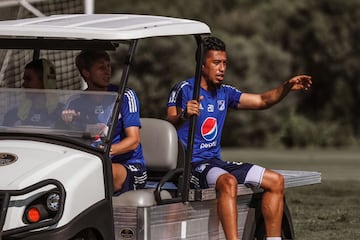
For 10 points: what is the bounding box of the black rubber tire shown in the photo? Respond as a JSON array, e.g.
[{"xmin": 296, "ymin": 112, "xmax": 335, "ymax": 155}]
[{"xmin": 70, "ymin": 229, "xmax": 100, "ymax": 240}]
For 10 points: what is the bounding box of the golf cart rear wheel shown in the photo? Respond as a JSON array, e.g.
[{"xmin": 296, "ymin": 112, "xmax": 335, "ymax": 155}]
[{"xmin": 70, "ymin": 229, "xmax": 100, "ymax": 240}]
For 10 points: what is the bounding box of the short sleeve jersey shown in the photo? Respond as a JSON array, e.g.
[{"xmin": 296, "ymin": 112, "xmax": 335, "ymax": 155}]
[
  {"xmin": 3, "ymin": 104, "xmax": 63, "ymax": 127},
  {"xmin": 65, "ymin": 85, "xmax": 144, "ymax": 165},
  {"xmin": 65, "ymin": 84, "xmax": 119, "ymax": 126},
  {"xmin": 167, "ymin": 77, "xmax": 242, "ymax": 163},
  {"xmin": 111, "ymin": 88, "xmax": 144, "ymax": 165},
  {"xmin": 3, "ymin": 95, "xmax": 64, "ymax": 127}
]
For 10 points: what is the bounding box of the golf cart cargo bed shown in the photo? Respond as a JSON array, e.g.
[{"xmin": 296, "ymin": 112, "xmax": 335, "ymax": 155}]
[{"xmin": 112, "ymin": 170, "xmax": 320, "ymax": 240}]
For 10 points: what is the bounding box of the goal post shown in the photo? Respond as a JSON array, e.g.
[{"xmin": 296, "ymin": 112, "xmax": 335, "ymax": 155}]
[{"xmin": 0, "ymin": 0, "xmax": 94, "ymax": 89}]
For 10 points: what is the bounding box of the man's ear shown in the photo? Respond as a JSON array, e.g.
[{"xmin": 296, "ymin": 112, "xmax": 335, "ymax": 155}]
[{"xmin": 82, "ymin": 69, "xmax": 90, "ymax": 79}]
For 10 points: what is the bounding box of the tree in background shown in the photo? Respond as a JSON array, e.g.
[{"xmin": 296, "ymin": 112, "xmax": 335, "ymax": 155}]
[{"xmin": 98, "ymin": 0, "xmax": 360, "ymax": 148}]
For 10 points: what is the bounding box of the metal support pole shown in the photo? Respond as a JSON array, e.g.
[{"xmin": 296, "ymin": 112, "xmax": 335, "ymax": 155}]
[
  {"xmin": 181, "ymin": 35, "xmax": 203, "ymax": 202},
  {"xmin": 84, "ymin": 0, "xmax": 94, "ymax": 14}
]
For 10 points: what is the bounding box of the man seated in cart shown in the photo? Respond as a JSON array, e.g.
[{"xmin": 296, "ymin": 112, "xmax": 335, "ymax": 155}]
[
  {"xmin": 2, "ymin": 58, "xmax": 62, "ymax": 127},
  {"xmin": 167, "ymin": 36, "xmax": 312, "ymax": 240},
  {"xmin": 61, "ymin": 50, "xmax": 147, "ymax": 195}
]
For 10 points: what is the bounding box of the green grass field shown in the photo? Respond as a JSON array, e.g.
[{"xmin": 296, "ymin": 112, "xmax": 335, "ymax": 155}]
[{"xmin": 222, "ymin": 148, "xmax": 360, "ymax": 240}]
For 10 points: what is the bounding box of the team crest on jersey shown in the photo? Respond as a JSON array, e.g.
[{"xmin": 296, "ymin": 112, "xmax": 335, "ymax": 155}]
[
  {"xmin": 201, "ymin": 117, "xmax": 217, "ymax": 141},
  {"xmin": 95, "ymin": 105, "xmax": 104, "ymax": 114},
  {"xmin": 217, "ymin": 100, "xmax": 225, "ymax": 111},
  {"xmin": 30, "ymin": 114, "xmax": 41, "ymax": 122}
]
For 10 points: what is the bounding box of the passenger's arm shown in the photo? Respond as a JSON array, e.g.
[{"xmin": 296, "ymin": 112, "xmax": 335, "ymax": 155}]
[
  {"xmin": 110, "ymin": 126, "xmax": 140, "ymax": 156},
  {"xmin": 167, "ymin": 97, "xmax": 203, "ymax": 129},
  {"xmin": 61, "ymin": 109, "xmax": 80, "ymax": 123},
  {"xmin": 167, "ymin": 105, "xmax": 186, "ymax": 129}
]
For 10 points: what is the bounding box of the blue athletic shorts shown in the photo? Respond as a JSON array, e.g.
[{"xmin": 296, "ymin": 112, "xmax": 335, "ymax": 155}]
[
  {"xmin": 190, "ymin": 158, "xmax": 263, "ymax": 189},
  {"xmin": 114, "ymin": 163, "xmax": 147, "ymax": 195}
]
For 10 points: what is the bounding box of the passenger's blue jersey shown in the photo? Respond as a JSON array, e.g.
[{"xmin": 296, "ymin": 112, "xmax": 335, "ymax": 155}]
[
  {"xmin": 111, "ymin": 88, "xmax": 145, "ymax": 165},
  {"xmin": 66, "ymin": 85, "xmax": 144, "ymax": 165},
  {"xmin": 3, "ymin": 102, "xmax": 64, "ymax": 127},
  {"xmin": 167, "ymin": 77, "xmax": 242, "ymax": 163}
]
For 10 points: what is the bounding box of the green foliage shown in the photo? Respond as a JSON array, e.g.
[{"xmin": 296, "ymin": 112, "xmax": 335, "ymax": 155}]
[
  {"xmin": 98, "ymin": 0, "xmax": 360, "ymax": 148},
  {"xmin": 275, "ymin": 110, "xmax": 356, "ymax": 148}
]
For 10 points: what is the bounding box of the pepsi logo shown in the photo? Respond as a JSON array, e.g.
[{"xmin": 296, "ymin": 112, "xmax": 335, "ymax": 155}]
[{"xmin": 201, "ymin": 117, "xmax": 218, "ymax": 141}]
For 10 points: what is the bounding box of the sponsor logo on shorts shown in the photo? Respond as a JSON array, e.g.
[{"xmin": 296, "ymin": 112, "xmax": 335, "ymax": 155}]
[{"xmin": 195, "ymin": 163, "xmax": 209, "ymax": 173}]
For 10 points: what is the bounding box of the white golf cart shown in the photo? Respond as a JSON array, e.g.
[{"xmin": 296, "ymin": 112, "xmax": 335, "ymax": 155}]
[{"xmin": 0, "ymin": 14, "xmax": 321, "ymax": 240}]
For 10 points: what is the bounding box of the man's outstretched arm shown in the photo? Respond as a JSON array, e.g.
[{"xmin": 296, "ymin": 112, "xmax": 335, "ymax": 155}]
[{"xmin": 237, "ymin": 75, "xmax": 312, "ymax": 110}]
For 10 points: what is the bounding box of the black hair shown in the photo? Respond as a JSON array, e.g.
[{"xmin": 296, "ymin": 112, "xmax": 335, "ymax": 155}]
[
  {"xmin": 25, "ymin": 59, "xmax": 44, "ymax": 80},
  {"xmin": 75, "ymin": 50, "xmax": 110, "ymax": 78},
  {"xmin": 203, "ymin": 36, "xmax": 226, "ymax": 53},
  {"xmin": 24, "ymin": 59, "xmax": 56, "ymax": 89},
  {"xmin": 196, "ymin": 36, "xmax": 226, "ymax": 63}
]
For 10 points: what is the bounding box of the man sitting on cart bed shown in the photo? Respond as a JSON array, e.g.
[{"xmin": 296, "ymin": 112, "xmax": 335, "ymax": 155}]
[
  {"xmin": 61, "ymin": 50, "xmax": 147, "ymax": 195},
  {"xmin": 167, "ymin": 36, "xmax": 312, "ymax": 240}
]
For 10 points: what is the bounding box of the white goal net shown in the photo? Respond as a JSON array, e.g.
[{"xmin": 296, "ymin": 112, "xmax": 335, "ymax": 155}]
[{"xmin": 0, "ymin": 0, "xmax": 93, "ymax": 89}]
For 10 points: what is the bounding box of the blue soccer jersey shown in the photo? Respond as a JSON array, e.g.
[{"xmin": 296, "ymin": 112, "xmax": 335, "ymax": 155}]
[
  {"xmin": 168, "ymin": 77, "xmax": 242, "ymax": 163},
  {"xmin": 111, "ymin": 88, "xmax": 145, "ymax": 165},
  {"xmin": 3, "ymin": 103, "xmax": 63, "ymax": 127},
  {"xmin": 65, "ymin": 86, "xmax": 145, "ymax": 165},
  {"xmin": 65, "ymin": 84, "xmax": 119, "ymax": 127}
]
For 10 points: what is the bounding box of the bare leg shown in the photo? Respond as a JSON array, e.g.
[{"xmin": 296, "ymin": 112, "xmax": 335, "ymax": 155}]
[
  {"xmin": 112, "ymin": 163, "xmax": 127, "ymax": 193},
  {"xmin": 260, "ymin": 169, "xmax": 285, "ymax": 237},
  {"xmin": 216, "ymin": 173, "xmax": 238, "ymax": 240}
]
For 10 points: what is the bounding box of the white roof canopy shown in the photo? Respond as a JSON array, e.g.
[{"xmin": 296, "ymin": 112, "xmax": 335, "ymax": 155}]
[{"xmin": 0, "ymin": 14, "xmax": 211, "ymax": 40}]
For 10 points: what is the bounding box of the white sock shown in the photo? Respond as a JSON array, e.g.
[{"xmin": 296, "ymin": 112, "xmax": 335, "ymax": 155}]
[{"xmin": 266, "ymin": 238, "xmax": 281, "ymax": 240}]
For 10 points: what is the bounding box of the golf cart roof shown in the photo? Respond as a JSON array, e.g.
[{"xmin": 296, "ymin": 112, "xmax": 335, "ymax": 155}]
[{"xmin": 0, "ymin": 14, "xmax": 211, "ymax": 40}]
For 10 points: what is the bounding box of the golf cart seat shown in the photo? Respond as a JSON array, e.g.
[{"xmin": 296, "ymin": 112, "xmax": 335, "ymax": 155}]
[{"xmin": 112, "ymin": 118, "xmax": 185, "ymax": 207}]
